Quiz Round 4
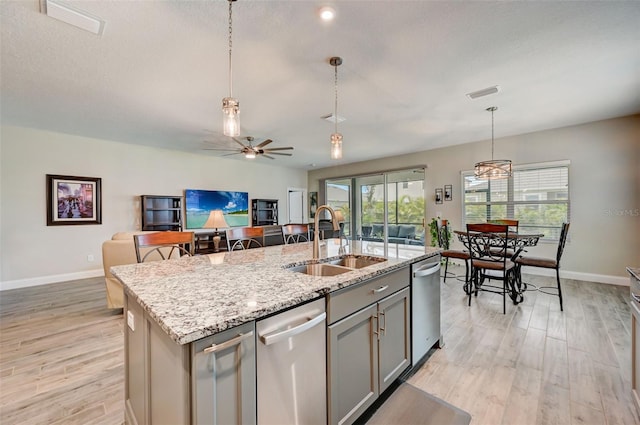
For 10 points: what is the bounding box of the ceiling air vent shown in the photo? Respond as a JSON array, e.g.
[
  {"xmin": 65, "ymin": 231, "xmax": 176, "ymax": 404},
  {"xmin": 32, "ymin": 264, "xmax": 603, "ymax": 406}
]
[
  {"xmin": 321, "ymin": 113, "xmax": 346, "ymax": 123},
  {"xmin": 466, "ymin": 85, "xmax": 500, "ymax": 100},
  {"xmin": 40, "ymin": 0, "xmax": 105, "ymax": 35}
]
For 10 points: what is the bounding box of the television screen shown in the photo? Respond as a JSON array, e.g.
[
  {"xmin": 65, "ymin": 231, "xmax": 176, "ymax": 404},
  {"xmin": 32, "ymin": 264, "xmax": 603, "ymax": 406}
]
[{"xmin": 184, "ymin": 189, "xmax": 249, "ymax": 229}]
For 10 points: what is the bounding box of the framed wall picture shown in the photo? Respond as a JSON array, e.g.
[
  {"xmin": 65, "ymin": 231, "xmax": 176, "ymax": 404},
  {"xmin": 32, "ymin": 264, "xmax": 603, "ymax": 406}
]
[
  {"xmin": 435, "ymin": 188, "xmax": 443, "ymax": 204},
  {"xmin": 309, "ymin": 191, "xmax": 318, "ymax": 218},
  {"xmin": 444, "ymin": 184, "xmax": 452, "ymax": 201},
  {"xmin": 46, "ymin": 174, "xmax": 102, "ymax": 225}
]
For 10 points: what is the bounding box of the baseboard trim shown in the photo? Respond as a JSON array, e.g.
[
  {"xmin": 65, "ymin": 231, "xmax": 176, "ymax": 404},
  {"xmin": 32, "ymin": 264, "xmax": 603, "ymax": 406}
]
[
  {"xmin": 444, "ymin": 260, "xmax": 630, "ymax": 286},
  {"xmin": 0, "ymin": 269, "xmax": 104, "ymax": 291}
]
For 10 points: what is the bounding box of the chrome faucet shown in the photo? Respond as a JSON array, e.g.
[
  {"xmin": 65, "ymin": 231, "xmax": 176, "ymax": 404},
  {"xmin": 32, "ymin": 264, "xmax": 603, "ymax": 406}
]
[{"xmin": 313, "ymin": 205, "xmax": 339, "ymax": 260}]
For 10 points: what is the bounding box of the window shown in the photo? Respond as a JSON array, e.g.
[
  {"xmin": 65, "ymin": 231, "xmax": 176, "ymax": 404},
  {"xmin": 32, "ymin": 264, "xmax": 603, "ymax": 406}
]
[{"xmin": 462, "ymin": 161, "xmax": 570, "ymax": 240}]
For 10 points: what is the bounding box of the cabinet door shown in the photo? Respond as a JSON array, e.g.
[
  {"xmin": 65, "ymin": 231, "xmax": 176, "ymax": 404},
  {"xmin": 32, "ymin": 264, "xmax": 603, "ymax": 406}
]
[
  {"xmin": 378, "ymin": 287, "xmax": 411, "ymax": 394},
  {"xmin": 328, "ymin": 303, "xmax": 378, "ymax": 425},
  {"xmin": 633, "ymin": 304, "xmax": 640, "ymax": 413},
  {"xmin": 192, "ymin": 322, "xmax": 256, "ymax": 425}
]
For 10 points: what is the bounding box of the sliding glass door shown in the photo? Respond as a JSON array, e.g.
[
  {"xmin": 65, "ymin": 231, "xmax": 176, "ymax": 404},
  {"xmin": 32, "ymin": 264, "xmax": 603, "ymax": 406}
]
[{"xmin": 325, "ymin": 167, "xmax": 425, "ymax": 246}]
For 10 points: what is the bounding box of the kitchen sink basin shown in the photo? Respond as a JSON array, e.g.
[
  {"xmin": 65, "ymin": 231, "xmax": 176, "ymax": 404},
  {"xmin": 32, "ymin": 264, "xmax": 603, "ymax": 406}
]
[
  {"xmin": 328, "ymin": 255, "xmax": 387, "ymax": 269},
  {"xmin": 286, "ymin": 255, "xmax": 387, "ymax": 276},
  {"xmin": 287, "ymin": 263, "xmax": 352, "ymax": 276}
]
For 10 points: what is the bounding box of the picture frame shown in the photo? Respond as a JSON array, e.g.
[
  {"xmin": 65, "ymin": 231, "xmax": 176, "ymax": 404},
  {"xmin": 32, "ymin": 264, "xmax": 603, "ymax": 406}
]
[
  {"xmin": 46, "ymin": 174, "xmax": 102, "ymax": 226},
  {"xmin": 444, "ymin": 184, "xmax": 452, "ymax": 201},
  {"xmin": 309, "ymin": 191, "xmax": 318, "ymax": 219},
  {"xmin": 435, "ymin": 188, "xmax": 443, "ymax": 204}
]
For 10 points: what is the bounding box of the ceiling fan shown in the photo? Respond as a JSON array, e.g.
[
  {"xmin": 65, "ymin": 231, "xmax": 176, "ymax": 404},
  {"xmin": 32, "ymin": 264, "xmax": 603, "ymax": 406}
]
[{"xmin": 204, "ymin": 136, "xmax": 294, "ymax": 160}]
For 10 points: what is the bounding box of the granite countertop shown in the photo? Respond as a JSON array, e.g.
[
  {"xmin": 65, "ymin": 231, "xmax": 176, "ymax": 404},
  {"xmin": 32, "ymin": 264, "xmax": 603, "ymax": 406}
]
[
  {"xmin": 112, "ymin": 239, "xmax": 440, "ymax": 345},
  {"xmin": 628, "ymin": 267, "xmax": 640, "ymax": 281}
]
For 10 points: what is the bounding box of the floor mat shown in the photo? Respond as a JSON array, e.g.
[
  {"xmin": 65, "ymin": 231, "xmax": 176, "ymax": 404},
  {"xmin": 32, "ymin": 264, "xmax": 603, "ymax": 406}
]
[{"xmin": 366, "ymin": 383, "xmax": 471, "ymax": 425}]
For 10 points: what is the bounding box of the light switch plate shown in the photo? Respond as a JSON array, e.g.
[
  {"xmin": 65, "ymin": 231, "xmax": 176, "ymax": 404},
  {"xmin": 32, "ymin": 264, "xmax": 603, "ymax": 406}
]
[{"xmin": 127, "ymin": 310, "xmax": 135, "ymax": 331}]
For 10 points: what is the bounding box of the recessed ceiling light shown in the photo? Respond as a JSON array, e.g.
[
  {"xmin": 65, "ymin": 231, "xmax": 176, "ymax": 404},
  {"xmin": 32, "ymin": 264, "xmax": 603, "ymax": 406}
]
[
  {"xmin": 466, "ymin": 85, "xmax": 500, "ymax": 100},
  {"xmin": 319, "ymin": 6, "xmax": 336, "ymax": 21}
]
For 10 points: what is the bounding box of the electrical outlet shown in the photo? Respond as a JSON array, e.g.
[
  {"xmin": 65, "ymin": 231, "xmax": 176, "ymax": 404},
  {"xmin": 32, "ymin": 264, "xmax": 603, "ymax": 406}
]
[
  {"xmin": 87, "ymin": 254, "xmax": 94, "ymax": 262},
  {"xmin": 127, "ymin": 311, "xmax": 135, "ymax": 331}
]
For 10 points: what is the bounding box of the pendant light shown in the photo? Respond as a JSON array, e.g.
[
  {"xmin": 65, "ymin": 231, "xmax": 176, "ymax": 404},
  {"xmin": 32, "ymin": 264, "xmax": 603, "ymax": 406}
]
[
  {"xmin": 474, "ymin": 106, "xmax": 512, "ymax": 180},
  {"xmin": 222, "ymin": 0, "xmax": 240, "ymax": 137},
  {"xmin": 329, "ymin": 56, "xmax": 343, "ymax": 160}
]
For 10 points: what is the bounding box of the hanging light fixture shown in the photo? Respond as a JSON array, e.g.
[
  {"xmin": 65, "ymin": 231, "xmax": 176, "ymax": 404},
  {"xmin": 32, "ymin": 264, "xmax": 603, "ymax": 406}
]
[
  {"xmin": 329, "ymin": 56, "xmax": 343, "ymax": 160},
  {"xmin": 474, "ymin": 106, "xmax": 512, "ymax": 180},
  {"xmin": 222, "ymin": 0, "xmax": 240, "ymax": 137}
]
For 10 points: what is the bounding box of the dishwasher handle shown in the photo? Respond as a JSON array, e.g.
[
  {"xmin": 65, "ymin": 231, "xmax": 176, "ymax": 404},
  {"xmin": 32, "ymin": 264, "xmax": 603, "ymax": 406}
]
[
  {"xmin": 259, "ymin": 311, "xmax": 326, "ymax": 346},
  {"xmin": 413, "ymin": 262, "xmax": 441, "ymax": 278}
]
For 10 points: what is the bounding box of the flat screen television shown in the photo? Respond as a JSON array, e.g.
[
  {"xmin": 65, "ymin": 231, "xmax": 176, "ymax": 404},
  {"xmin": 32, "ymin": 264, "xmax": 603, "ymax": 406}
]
[{"xmin": 184, "ymin": 189, "xmax": 249, "ymax": 229}]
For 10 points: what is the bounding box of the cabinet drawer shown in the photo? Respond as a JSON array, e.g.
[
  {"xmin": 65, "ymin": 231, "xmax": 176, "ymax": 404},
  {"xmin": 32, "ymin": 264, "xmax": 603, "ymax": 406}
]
[{"xmin": 327, "ymin": 266, "xmax": 409, "ymax": 324}]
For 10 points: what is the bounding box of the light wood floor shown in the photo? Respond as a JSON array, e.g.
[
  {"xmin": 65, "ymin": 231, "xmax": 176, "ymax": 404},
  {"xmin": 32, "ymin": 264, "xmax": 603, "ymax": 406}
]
[{"xmin": 1, "ymin": 273, "xmax": 638, "ymax": 425}]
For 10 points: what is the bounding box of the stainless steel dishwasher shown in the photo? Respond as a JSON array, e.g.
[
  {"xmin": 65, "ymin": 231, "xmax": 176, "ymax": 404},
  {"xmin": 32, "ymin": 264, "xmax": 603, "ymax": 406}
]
[
  {"xmin": 256, "ymin": 298, "xmax": 327, "ymax": 425},
  {"xmin": 411, "ymin": 256, "xmax": 442, "ymax": 366}
]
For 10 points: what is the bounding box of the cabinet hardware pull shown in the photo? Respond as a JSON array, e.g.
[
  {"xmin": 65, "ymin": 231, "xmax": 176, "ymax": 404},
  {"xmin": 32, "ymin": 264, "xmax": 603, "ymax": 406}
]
[
  {"xmin": 259, "ymin": 312, "xmax": 326, "ymax": 346},
  {"xmin": 372, "ymin": 285, "xmax": 389, "ymax": 294},
  {"xmin": 632, "ymin": 292, "xmax": 640, "ymax": 303},
  {"xmin": 379, "ymin": 311, "xmax": 386, "ymax": 336},
  {"xmin": 203, "ymin": 331, "xmax": 254, "ymax": 354}
]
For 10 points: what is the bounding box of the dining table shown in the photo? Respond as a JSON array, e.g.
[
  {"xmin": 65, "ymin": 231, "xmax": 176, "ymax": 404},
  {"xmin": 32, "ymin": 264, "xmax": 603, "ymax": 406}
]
[{"xmin": 453, "ymin": 229, "xmax": 545, "ymax": 304}]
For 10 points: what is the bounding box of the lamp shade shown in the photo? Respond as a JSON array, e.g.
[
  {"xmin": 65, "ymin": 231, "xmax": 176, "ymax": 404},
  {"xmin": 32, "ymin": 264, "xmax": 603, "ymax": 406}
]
[
  {"xmin": 334, "ymin": 210, "xmax": 345, "ymax": 223},
  {"xmin": 203, "ymin": 210, "xmax": 229, "ymax": 229}
]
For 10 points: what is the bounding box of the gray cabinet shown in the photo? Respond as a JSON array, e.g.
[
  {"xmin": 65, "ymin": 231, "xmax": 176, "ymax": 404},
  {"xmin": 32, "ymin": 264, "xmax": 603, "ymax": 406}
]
[
  {"xmin": 124, "ymin": 294, "xmax": 256, "ymax": 425},
  {"xmin": 327, "ymin": 267, "xmax": 411, "ymax": 425},
  {"xmin": 192, "ymin": 322, "xmax": 256, "ymax": 425}
]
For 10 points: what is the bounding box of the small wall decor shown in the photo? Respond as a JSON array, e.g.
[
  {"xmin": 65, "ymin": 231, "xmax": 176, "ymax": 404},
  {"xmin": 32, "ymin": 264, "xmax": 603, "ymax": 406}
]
[
  {"xmin": 309, "ymin": 191, "xmax": 318, "ymax": 218},
  {"xmin": 46, "ymin": 174, "xmax": 102, "ymax": 225},
  {"xmin": 444, "ymin": 184, "xmax": 452, "ymax": 201},
  {"xmin": 435, "ymin": 188, "xmax": 443, "ymax": 204}
]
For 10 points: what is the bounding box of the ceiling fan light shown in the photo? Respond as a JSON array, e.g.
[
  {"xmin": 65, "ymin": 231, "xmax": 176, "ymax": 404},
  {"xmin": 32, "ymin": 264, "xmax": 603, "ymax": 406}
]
[
  {"xmin": 244, "ymin": 151, "xmax": 256, "ymax": 159},
  {"xmin": 474, "ymin": 159, "xmax": 512, "ymax": 179},
  {"xmin": 222, "ymin": 97, "xmax": 240, "ymax": 137},
  {"xmin": 330, "ymin": 132, "xmax": 342, "ymax": 159}
]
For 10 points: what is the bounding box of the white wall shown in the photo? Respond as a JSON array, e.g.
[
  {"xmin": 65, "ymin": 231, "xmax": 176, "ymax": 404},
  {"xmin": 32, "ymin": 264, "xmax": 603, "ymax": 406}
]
[
  {"xmin": 0, "ymin": 125, "xmax": 307, "ymax": 289},
  {"xmin": 309, "ymin": 115, "xmax": 640, "ymax": 283}
]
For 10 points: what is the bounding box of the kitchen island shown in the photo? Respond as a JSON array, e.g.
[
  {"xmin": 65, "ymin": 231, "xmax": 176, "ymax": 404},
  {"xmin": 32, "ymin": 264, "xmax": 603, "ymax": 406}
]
[{"xmin": 112, "ymin": 239, "xmax": 441, "ymax": 425}]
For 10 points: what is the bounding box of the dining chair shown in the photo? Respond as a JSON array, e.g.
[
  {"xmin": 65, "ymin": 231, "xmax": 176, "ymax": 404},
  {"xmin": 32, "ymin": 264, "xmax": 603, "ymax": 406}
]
[
  {"xmin": 515, "ymin": 222, "xmax": 570, "ymax": 311},
  {"xmin": 226, "ymin": 226, "xmax": 264, "ymax": 251},
  {"xmin": 466, "ymin": 223, "xmax": 517, "ymax": 314},
  {"xmin": 133, "ymin": 231, "xmax": 195, "ymax": 263},
  {"xmin": 282, "ymin": 224, "xmax": 310, "ymax": 244},
  {"xmin": 487, "ymin": 219, "xmax": 519, "ymax": 258},
  {"xmin": 436, "ymin": 220, "xmax": 471, "ymax": 294}
]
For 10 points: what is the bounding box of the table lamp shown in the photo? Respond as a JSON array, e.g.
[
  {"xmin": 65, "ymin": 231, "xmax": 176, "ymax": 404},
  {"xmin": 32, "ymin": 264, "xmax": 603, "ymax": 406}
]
[{"xmin": 203, "ymin": 210, "xmax": 229, "ymax": 252}]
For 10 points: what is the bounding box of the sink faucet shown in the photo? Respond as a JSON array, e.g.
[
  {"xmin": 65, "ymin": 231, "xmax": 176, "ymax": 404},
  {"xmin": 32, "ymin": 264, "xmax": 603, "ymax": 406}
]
[{"xmin": 313, "ymin": 205, "xmax": 340, "ymax": 260}]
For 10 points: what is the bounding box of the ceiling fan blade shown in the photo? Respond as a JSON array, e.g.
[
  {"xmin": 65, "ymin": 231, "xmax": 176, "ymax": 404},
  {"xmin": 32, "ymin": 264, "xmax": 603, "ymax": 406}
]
[
  {"xmin": 261, "ymin": 154, "xmax": 275, "ymax": 159},
  {"xmin": 255, "ymin": 139, "xmax": 273, "ymax": 148},
  {"xmin": 265, "ymin": 152, "xmax": 293, "ymax": 156},
  {"xmin": 231, "ymin": 137, "xmax": 248, "ymax": 148},
  {"xmin": 263, "ymin": 147, "xmax": 294, "ymax": 151},
  {"xmin": 203, "ymin": 147, "xmax": 241, "ymax": 151},
  {"xmin": 222, "ymin": 152, "xmax": 242, "ymax": 157}
]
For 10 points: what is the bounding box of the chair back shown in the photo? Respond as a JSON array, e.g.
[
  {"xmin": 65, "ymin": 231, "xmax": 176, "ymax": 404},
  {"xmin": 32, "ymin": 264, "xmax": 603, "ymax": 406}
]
[
  {"xmin": 133, "ymin": 231, "xmax": 195, "ymax": 263},
  {"xmin": 466, "ymin": 223, "xmax": 510, "ymax": 263},
  {"xmin": 226, "ymin": 227, "xmax": 264, "ymax": 251},
  {"xmin": 282, "ymin": 224, "xmax": 310, "ymax": 244},
  {"xmin": 435, "ymin": 219, "xmax": 450, "ymax": 249},
  {"xmin": 556, "ymin": 222, "xmax": 570, "ymax": 265},
  {"xmin": 488, "ymin": 219, "xmax": 519, "ymax": 234}
]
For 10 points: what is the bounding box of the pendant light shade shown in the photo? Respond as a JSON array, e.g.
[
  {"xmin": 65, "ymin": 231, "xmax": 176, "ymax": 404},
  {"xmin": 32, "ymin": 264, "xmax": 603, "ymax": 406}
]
[
  {"xmin": 329, "ymin": 56, "xmax": 343, "ymax": 160},
  {"xmin": 222, "ymin": 0, "xmax": 240, "ymax": 137},
  {"xmin": 474, "ymin": 107, "xmax": 512, "ymax": 180}
]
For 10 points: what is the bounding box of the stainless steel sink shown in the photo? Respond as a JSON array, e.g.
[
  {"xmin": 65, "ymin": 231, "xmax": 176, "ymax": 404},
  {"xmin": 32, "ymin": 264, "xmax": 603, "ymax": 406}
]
[
  {"xmin": 328, "ymin": 255, "xmax": 387, "ymax": 269},
  {"xmin": 286, "ymin": 255, "xmax": 387, "ymax": 276},
  {"xmin": 287, "ymin": 263, "xmax": 352, "ymax": 276}
]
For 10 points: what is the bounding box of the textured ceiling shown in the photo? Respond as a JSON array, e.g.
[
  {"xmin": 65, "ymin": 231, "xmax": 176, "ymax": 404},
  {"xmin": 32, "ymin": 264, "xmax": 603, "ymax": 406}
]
[{"xmin": 1, "ymin": 0, "xmax": 639, "ymax": 169}]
